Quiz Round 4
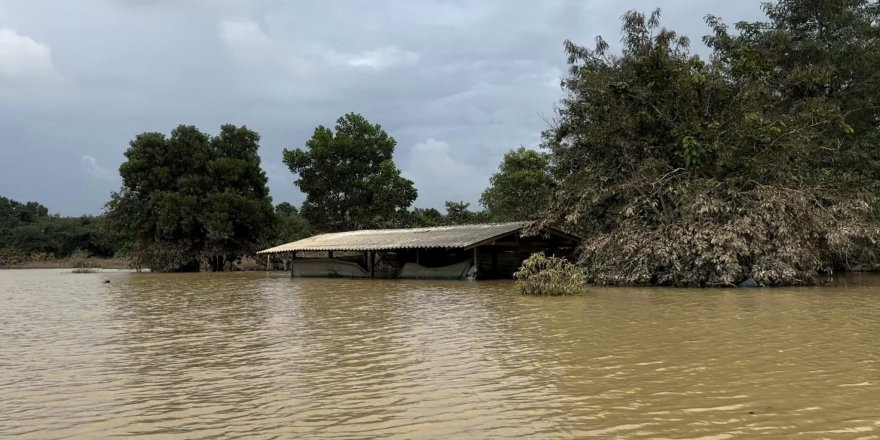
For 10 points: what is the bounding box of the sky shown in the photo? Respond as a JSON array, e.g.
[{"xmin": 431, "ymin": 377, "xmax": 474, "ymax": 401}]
[{"xmin": 0, "ymin": 0, "xmax": 765, "ymax": 216}]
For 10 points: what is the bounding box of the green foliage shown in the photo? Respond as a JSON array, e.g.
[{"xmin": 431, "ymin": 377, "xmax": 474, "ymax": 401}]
[
  {"xmin": 0, "ymin": 196, "xmax": 123, "ymax": 266},
  {"xmin": 0, "ymin": 247, "xmax": 25, "ymax": 267},
  {"xmin": 704, "ymin": 0, "xmax": 880, "ymax": 199},
  {"xmin": 406, "ymin": 207, "xmax": 446, "ymax": 227},
  {"xmin": 514, "ymin": 252, "xmax": 586, "ymax": 296},
  {"xmin": 401, "ymin": 203, "xmax": 490, "ymax": 228},
  {"xmin": 106, "ymin": 124, "xmax": 276, "ymax": 272},
  {"xmin": 272, "ymin": 202, "xmax": 311, "ymax": 243},
  {"xmin": 0, "ymin": 197, "xmax": 49, "ymax": 230},
  {"xmin": 543, "ymin": 4, "xmax": 880, "ymax": 285},
  {"xmin": 68, "ymin": 249, "xmax": 93, "ymax": 273},
  {"xmin": 480, "ymin": 147, "xmax": 553, "ymax": 221},
  {"xmin": 443, "ymin": 201, "xmax": 489, "ymax": 225},
  {"xmin": 283, "ymin": 113, "xmax": 417, "ymax": 232}
]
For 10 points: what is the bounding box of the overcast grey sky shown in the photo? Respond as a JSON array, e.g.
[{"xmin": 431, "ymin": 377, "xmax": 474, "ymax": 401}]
[{"xmin": 0, "ymin": 0, "xmax": 765, "ymax": 216}]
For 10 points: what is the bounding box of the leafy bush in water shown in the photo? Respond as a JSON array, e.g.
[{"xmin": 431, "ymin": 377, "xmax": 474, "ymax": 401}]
[
  {"xmin": 515, "ymin": 253, "xmax": 586, "ymax": 296},
  {"xmin": 69, "ymin": 249, "xmax": 96, "ymax": 273}
]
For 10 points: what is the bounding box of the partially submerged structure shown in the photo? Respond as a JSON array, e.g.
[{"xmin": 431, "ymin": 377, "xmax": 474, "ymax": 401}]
[{"xmin": 257, "ymin": 222, "xmax": 580, "ymax": 280}]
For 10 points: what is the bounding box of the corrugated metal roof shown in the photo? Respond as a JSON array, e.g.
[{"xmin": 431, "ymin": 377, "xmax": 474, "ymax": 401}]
[{"xmin": 258, "ymin": 222, "xmax": 537, "ymax": 253}]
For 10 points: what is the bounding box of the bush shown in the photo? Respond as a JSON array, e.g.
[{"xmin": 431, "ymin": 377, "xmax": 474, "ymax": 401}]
[
  {"xmin": 29, "ymin": 251, "xmax": 52, "ymax": 262},
  {"xmin": 0, "ymin": 247, "xmax": 24, "ymax": 268},
  {"xmin": 514, "ymin": 252, "xmax": 586, "ymax": 296},
  {"xmin": 69, "ymin": 249, "xmax": 96, "ymax": 273},
  {"xmin": 574, "ymin": 182, "xmax": 879, "ymax": 286}
]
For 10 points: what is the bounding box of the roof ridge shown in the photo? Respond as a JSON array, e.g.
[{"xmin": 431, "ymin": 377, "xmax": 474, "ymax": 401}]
[
  {"xmin": 257, "ymin": 221, "xmax": 552, "ymax": 254},
  {"xmin": 315, "ymin": 221, "xmax": 532, "ymax": 235}
]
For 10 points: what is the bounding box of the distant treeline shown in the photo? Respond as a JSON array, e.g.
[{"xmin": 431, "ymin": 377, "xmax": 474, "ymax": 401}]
[{"xmin": 0, "ymin": 197, "xmax": 124, "ymax": 266}]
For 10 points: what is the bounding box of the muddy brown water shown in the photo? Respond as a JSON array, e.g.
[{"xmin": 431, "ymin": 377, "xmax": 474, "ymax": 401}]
[{"xmin": 1, "ymin": 269, "xmax": 879, "ymax": 439}]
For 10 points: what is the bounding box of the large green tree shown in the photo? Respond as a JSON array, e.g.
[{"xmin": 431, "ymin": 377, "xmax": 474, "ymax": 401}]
[
  {"xmin": 106, "ymin": 124, "xmax": 275, "ymax": 272},
  {"xmin": 705, "ymin": 0, "xmax": 880, "ymax": 198},
  {"xmin": 283, "ymin": 113, "xmax": 417, "ymax": 232},
  {"xmin": 480, "ymin": 147, "xmax": 553, "ymax": 221},
  {"xmin": 543, "ymin": 4, "xmax": 879, "ymax": 286}
]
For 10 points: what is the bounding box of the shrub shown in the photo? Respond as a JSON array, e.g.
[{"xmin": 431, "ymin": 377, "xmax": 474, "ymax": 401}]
[
  {"xmin": 69, "ymin": 249, "xmax": 96, "ymax": 273},
  {"xmin": 573, "ymin": 182, "xmax": 879, "ymax": 286},
  {"xmin": 0, "ymin": 247, "xmax": 24, "ymax": 268},
  {"xmin": 28, "ymin": 251, "xmax": 51, "ymax": 262},
  {"xmin": 514, "ymin": 252, "xmax": 586, "ymax": 296}
]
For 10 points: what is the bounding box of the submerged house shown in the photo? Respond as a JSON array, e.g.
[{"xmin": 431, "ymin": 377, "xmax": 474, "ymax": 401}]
[{"xmin": 257, "ymin": 222, "xmax": 580, "ymax": 280}]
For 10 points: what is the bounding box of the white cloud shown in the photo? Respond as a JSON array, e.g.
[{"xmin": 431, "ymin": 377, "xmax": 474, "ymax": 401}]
[
  {"xmin": 81, "ymin": 155, "xmax": 116, "ymax": 180},
  {"xmin": 218, "ymin": 19, "xmax": 273, "ymax": 64},
  {"xmin": 0, "ymin": 28, "xmax": 61, "ymax": 84},
  {"xmin": 346, "ymin": 46, "xmax": 420, "ymax": 69},
  {"xmin": 403, "ymin": 138, "xmax": 490, "ymax": 208},
  {"xmin": 218, "ymin": 19, "xmax": 316, "ymax": 78},
  {"xmin": 217, "ymin": 19, "xmax": 418, "ymax": 84}
]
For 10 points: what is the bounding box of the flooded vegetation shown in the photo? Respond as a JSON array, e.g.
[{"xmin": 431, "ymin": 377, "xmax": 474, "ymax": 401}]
[{"xmin": 2, "ymin": 269, "xmax": 879, "ymax": 438}]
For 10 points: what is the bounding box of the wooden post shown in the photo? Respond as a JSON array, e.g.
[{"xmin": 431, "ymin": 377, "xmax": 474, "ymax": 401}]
[
  {"xmin": 416, "ymin": 249, "xmax": 420, "ymax": 265},
  {"xmin": 328, "ymin": 250, "xmax": 334, "ymax": 259},
  {"xmin": 291, "ymin": 251, "xmax": 297, "ymax": 277},
  {"xmin": 473, "ymin": 247, "xmax": 479, "ymax": 279},
  {"xmin": 266, "ymin": 254, "xmax": 270, "ymax": 271},
  {"xmin": 370, "ymin": 251, "xmax": 376, "ymax": 278}
]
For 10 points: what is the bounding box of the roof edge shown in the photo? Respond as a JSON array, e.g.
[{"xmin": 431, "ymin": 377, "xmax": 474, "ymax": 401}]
[{"xmin": 256, "ymin": 221, "xmax": 579, "ymax": 254}]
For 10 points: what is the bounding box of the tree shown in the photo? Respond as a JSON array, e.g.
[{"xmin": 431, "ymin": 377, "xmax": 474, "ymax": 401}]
[
  {"xmin": 542, "ymin": 5, "xmax": 879, "ymax": 286},
  {"xmin": 0, "ymin": 196, "xmax": 49, "ymax": 230},
  {"xmin": 404, "ymin": 207, "xmax": 445, "ymax": 227},
  {"xmin": 283, "ymin": 113, "xmax": 417, "ymax": 232},
  {"xmin": 106, "ymin": 124, "xmax": 276, "ymax": 272},
  {"xmin": 443, "ymin": 201, "xmax": 488, "ymax": 225},
  {"xmin": 480, "ymin": 147, "xmax": 553, "ymax": 221},
  {"xmin": 704, "ymin": 0, "xmax": 880, "ymax": 199},
  {"xmin": 272, "ymin": 202, "xmax": 311, "ymax": 243}
]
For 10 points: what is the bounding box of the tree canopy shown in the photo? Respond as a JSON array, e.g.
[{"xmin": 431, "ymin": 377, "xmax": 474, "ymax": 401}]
[
  {"xmin": 443, "ymin": 201, "xmax": 488, "ymax": 225},
  {"xmin": 480, "ymin": 147, "xmax": 553, "ymax": 221},
  {"xmin": 283, "ymin": 113, "xmax": 417, "ymax": 232},
  {"xmin": 271, "ymin": 202, "xmax": 311, "ymax": 244},
  {"xmin": 106, "ymin": 124, "xmax": 276, "ymax": 272},
  {"xmin": 543, "ymin": 3, "xmax": 880, "ymax": 286},
  {"xmin": 0, "ymin": 196, "xmax": 49, "ymax": 228}
]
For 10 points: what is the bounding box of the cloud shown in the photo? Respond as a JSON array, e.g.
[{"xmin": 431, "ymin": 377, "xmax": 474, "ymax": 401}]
[
  {"xmin": 218, "ymin": 20, "xmax": 417, "ymax": 76},
  {"xmin": 81, "ymin": 155, "xmax": 116, "ymax": 181},
  {"xmin": 218, "ymin": 19, "xmax": 316, "ymax": 78},
  {"xmin": 402, "ymin": 138, "xmax": 491, "ymax": 208},
  {"xmin": 346, "ymin": 46, "xmax": 420, "ymax": 69},
  {"xmin": 218, "ymin": 19, "xmax": 273, "ymax": 63},
  {"xmin": 0, "ymin": 28, "xmax": 61, "ymax": 84}
]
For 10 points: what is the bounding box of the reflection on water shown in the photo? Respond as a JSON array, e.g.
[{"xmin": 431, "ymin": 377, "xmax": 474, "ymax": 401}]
[{"xmin": 1, "ymin": 269, "xmax": 879, "ymax": 438}]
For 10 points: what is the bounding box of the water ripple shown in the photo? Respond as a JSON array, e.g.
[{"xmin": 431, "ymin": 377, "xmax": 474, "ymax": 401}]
[{"xmin": 1, "ymin": 270, "xmax": 880, "ymax": 438}]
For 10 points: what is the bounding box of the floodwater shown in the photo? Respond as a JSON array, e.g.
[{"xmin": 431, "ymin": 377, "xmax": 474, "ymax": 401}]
[{"xmin": 1, "ymin": 270, "xmax": 879, "ymax": 439}]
